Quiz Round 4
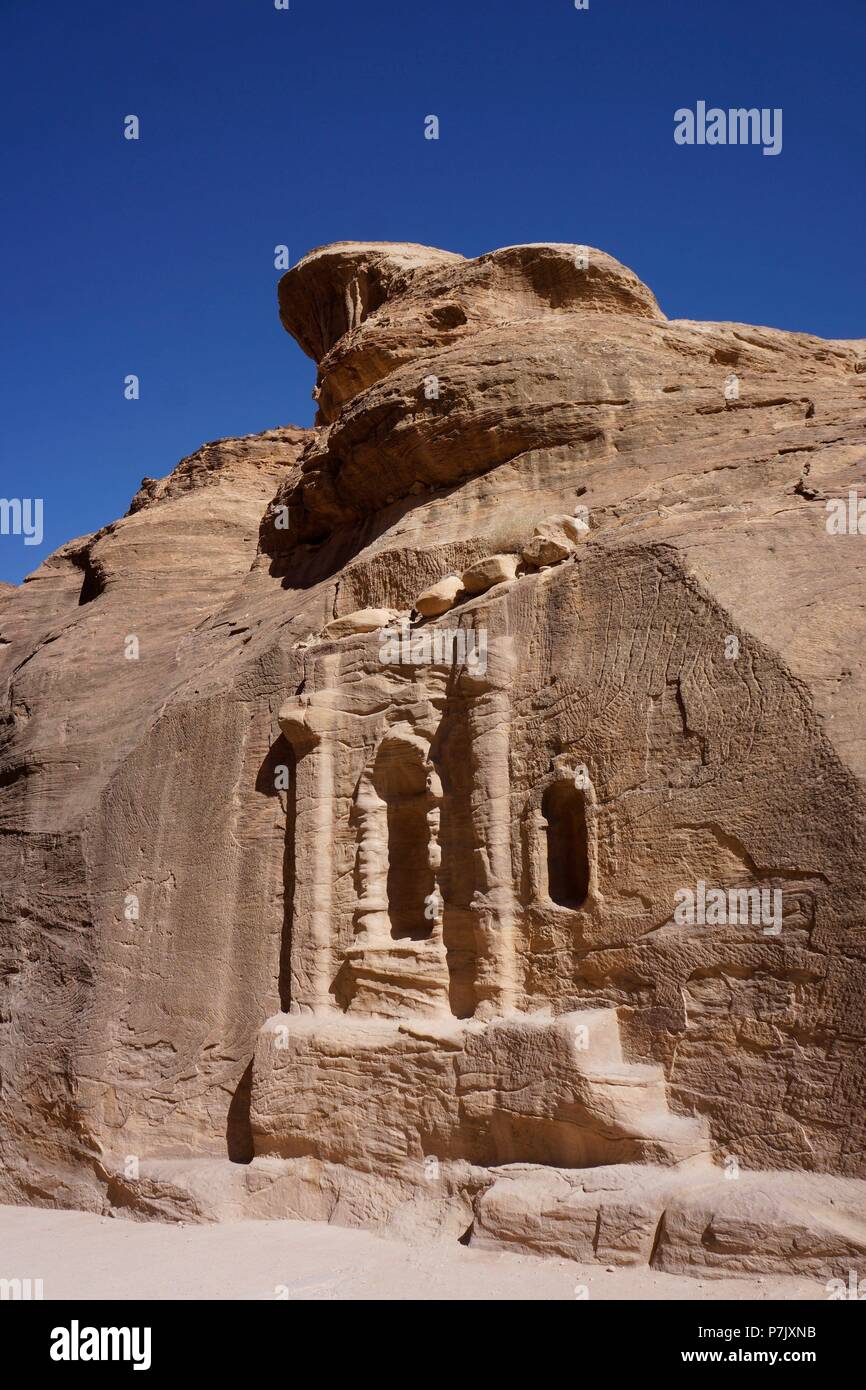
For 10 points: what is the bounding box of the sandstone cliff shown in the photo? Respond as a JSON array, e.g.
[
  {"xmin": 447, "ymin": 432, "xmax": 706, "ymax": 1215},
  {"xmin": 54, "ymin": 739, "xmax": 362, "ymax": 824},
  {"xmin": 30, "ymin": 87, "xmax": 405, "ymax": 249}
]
[{"xmin": 1, "ymin": 242, "xmax": 863, "ymax": 1273}]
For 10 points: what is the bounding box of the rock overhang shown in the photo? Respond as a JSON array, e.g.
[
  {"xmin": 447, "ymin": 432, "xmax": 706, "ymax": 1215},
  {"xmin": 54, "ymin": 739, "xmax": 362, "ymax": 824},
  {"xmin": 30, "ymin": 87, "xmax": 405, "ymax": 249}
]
[
  {"xmin": 277, "ymin": 239, "xmax": 666, "ymax": 370},
  {"xmin": 1, "ymin": 231, "xmax": 865, "ymax": 1278}
]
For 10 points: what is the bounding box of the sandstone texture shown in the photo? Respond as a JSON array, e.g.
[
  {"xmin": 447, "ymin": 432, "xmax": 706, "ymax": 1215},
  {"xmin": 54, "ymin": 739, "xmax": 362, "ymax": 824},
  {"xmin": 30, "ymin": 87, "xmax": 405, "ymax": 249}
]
[
  {"xmin": 414, "ymin": 575, "xmax": 464, "ymax": 616},
  {"xmin": 1, "ymin": 241, "xmax": 864, "ymax": 1283},
  {"xmin": 0, "ymin": 1204, "xmax": 826, "ymax": 1301},
  {"xmin": 521, "ymin": 512, "xmax": 589, "ymax": 566},
  {"xmin": 461, "ymin": 553, "xmax": 520, "ymax": 594},
  {"xmin": 323, "ymin": 608, "xmax": 397, "ymax": 639}
]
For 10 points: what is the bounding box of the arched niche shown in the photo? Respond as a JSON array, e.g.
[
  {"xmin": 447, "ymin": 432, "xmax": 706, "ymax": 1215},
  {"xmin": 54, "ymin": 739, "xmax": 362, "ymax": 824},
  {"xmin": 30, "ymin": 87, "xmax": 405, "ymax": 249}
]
[
  {"xmin": 541, "ymin": 780, "xmax": 591, "ymax": 910},
  {"xmin": 368, "ymin": 728, "xmax": 437, "ymax": 941}
]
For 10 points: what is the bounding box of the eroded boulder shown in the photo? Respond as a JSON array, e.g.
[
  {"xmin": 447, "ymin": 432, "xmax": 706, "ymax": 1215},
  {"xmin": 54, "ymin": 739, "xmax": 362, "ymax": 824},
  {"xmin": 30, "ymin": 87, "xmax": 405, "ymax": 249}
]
[
  {"xmin": 461, "ymin": 553, "xmax": 520, "ymax": 594},
  {"xmin": 0, "ymin": 240, "xmax": 864, "ymax": 1279},
  {"xmin": 414, "ymin": 575, "xmax": 463, "ymax": 617},
  {"xmin": 521, "ymin": 513, "xmax": 589, "ymax": 568},
  {"xmin": 323, "ymin": 608, "xmax": 397, "ymax": 638}
]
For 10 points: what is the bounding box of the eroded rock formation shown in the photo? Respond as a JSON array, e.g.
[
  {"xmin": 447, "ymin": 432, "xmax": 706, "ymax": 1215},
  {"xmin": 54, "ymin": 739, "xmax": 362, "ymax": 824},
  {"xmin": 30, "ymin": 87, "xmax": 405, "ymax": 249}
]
[{"xmin": 1, "ymin": 241, "xmax": 864, "ymax": 1277}]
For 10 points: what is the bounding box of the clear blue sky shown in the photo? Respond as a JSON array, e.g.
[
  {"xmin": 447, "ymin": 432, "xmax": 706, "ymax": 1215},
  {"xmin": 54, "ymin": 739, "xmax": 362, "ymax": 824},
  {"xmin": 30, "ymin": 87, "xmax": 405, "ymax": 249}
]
[{"xmin": 2, "ymin": 0, "xmax": 864, "ymax": 582}]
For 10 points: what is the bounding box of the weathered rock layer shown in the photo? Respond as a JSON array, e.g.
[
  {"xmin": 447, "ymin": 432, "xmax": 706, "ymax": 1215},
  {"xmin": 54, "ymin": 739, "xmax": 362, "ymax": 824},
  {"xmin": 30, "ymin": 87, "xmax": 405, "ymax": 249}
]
[{"xmin": 1, "ymin": 241, "xmax": 864, "ymax": 1277}]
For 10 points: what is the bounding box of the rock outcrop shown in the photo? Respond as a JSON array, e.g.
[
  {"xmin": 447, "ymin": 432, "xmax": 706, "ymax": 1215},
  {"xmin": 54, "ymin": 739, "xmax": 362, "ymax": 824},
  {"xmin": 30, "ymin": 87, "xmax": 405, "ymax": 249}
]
[
  {"xmin": 460, "ymin": 554, "xmax": 520, "ymax": 594},
  {"xmin": 1, "ymin": 241, "xmax": 864, "ymax": 1281}
]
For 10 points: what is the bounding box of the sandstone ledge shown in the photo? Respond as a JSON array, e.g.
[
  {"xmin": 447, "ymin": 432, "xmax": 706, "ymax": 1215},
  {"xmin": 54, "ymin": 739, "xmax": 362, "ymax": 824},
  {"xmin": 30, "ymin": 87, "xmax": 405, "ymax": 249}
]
[{"xmin": 100, "ymin": 1156, "xmax": 866, "ymax": 1284}]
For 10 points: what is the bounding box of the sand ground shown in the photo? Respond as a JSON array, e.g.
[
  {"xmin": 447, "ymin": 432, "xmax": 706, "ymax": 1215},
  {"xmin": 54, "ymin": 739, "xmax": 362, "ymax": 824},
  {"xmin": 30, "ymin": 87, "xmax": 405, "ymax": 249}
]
[{"xmin": 0, "ymin": 1204, "xmax": 829, "ymax": 1301}]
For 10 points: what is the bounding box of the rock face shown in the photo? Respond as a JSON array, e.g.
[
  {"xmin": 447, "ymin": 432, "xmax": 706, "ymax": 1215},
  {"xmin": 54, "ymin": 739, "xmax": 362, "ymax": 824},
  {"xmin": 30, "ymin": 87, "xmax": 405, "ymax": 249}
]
[
  {"xmin": 414, "ymin": 574, "xmax": 463, "ymax": 616},
  {"xmin": 461, "ymin": 553, "xmax": 519, "ymax": 594},
  {"xmin": 1, "ymin": 241, "xmax": 865, "ymax": 1280},
  {"xmin": 521, "ymin": 512, "xmax": 588, "ymax": 567},
  {"xmin": 323, "ymin": 608, "xmax": 396, "ymax": 639}
]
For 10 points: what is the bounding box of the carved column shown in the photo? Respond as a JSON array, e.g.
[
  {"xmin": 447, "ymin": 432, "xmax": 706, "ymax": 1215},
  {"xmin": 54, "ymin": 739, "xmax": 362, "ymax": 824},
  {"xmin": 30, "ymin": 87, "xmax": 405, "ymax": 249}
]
[
  {"xmin": 352, "ymin": 773, "xmax": 389, "ymax": 943},
  {"xmin": 464, "ymin": 638, "xmax": 519, "ymax": 1017},
  {"xmin": 524, "ymin": 803, "xmax": 549, "ymax": 902},
  {"xmin": 278, "ymin": 694, "xmax": 338, "ymax": 1015},
  {"xmin": 424, "ymin": 768, "xmax": 444, "ymax": 932}
]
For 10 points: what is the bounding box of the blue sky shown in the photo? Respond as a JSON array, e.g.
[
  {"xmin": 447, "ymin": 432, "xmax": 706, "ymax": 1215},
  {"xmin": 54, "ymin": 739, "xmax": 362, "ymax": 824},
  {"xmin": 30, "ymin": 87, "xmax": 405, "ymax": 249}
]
[{"xmin": 2, "ymin": 0, "xmax": 864, "ymax": 582}]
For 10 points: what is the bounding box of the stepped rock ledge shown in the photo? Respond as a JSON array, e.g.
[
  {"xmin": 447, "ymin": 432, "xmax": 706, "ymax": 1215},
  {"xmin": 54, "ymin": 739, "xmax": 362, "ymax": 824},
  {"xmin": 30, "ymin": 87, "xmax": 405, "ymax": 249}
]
[{"xmin": 1, "ymin": 242, "xmax": 864, "ymax": 1280}]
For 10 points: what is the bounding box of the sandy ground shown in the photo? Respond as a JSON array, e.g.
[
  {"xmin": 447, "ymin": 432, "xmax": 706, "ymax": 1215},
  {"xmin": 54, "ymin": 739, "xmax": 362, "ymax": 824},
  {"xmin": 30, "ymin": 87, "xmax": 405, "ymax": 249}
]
[{"xmin": 0, "ymin": 1204, "xmax": 829, "ymax": 1301}]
